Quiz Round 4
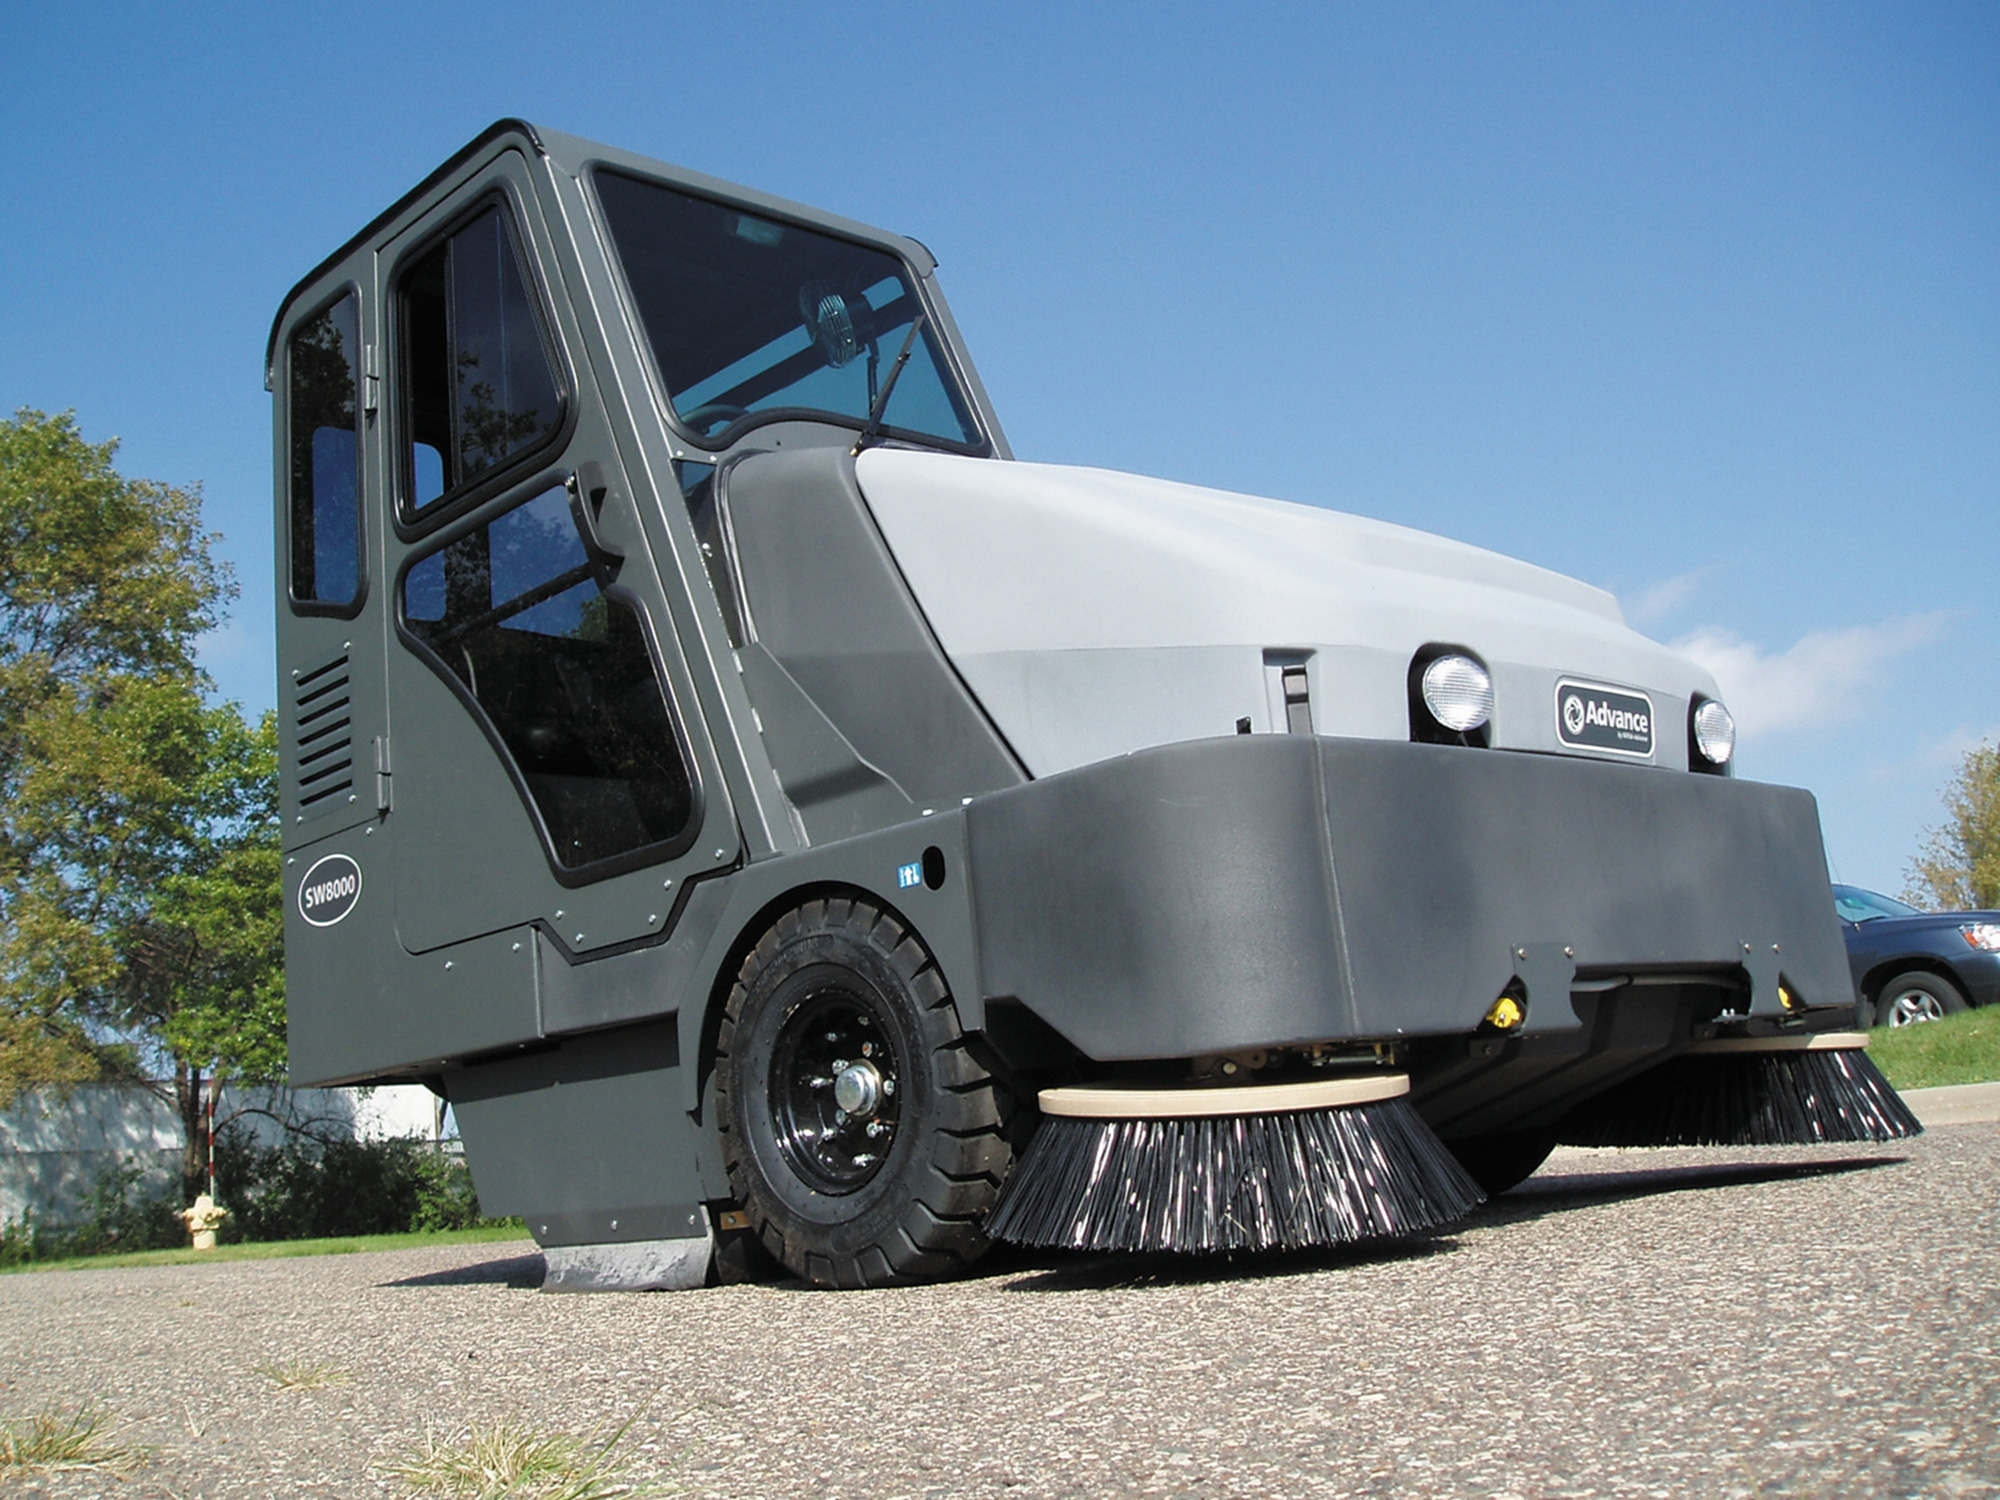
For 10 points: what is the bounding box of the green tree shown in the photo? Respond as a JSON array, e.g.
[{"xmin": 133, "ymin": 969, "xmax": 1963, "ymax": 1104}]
[
  {"xmin": 0, "ymin": 409, "xmax": 282, "ymax": 1199},
  {"xmin": 1905, "ymin": 740, "xmax": 2000, "ymax": 912}
]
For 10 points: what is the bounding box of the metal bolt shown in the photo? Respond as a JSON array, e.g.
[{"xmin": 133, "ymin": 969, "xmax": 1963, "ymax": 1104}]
[
  {"xmin": 554, "ymin": 910, "xmax": 565, "ymax": 920},
  {"xmin": 1563, "ymin": 946, "xmax": 1575, "ymax": 958},
  {"xmin": 574, "ymin": 932, "xmax": 585, "ymax": 944},
  {"xmin": 866, "ymin": 1121, "xmax": 888, "ymax": 1139},
  {"xmin": 834, "ymin": 1109, "xmax": 848, "ymax": 1125},
  {"xmin": 649, "ymin": 914, "xmax": 659, "ymax": 924},
  {"xmin": 663, "ymin": 878, "xmax": 673, "ymax": 889},
  {"xmin": 882, "ymin": 1078, "xmax": 896, "ymax": 1096},
  {"xmin": 511, "ymin": 942, "xmax": 521, "ymax": 952},
  {"xmin": 444, "ymin": 961, "xmax": 454, "ymax": 971}
]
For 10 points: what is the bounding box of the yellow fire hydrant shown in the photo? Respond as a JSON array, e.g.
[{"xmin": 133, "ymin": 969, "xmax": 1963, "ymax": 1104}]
[{"xmin": 180, "ymin": 1194, "xmax": 229, "ymax": 1251}]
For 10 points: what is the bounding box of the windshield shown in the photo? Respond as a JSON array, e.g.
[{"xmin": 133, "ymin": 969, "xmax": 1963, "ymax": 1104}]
[
  {"xmin": 594, "ymin": 170, "xmax": 981, "ymax": 449},
  {"xmin": 1832, "ymin": 885, "xmax": 1922, "ymax": 923}
]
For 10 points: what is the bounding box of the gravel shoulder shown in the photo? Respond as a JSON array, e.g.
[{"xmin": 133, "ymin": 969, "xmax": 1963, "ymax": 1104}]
[{"xmin": 4, "ymin": 1125, "xmax": 1996, "ymax": 1499}]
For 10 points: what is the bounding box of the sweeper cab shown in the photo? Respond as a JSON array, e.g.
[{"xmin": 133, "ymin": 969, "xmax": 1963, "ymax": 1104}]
[{"xmin": 271, "ymin": 121, "xmax": 1917, "ymax": 1290}]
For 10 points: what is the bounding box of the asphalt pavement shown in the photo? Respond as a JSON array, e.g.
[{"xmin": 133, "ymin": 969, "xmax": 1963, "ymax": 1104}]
[{"xmin": 3, "ymin": 1123, "xmax": 1995, "ymax": 1499}]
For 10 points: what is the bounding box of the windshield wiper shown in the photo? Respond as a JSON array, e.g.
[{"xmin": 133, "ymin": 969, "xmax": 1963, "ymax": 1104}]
[{"xmin": 852, "ymin": 313, "xmax": 926, "ymax": 456}]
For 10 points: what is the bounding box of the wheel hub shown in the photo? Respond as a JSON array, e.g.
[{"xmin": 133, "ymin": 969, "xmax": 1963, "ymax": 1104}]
[
  {"xmin": 1885, "ymin": 989, "xmax": 1944, "ymax": 1026},
  {"xmin": 834, "ymin": 1060, "xmax": 884, "ymax": 1116},
  {"xmin": 769, "ymin": 987, "xmax": 903, "ymax": 1194}
]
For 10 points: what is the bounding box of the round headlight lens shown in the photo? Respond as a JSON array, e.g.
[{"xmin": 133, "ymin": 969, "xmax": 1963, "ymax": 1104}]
[
  {"xmin": 1692, "ymin": 698, "xmax": 1736, "ymax": 765},
  {"xmin": 1421, "ymin": 654, "xmax": 1494, "ymax": 733}
]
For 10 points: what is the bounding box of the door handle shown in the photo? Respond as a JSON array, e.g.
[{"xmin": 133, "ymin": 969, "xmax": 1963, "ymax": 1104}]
[{"xmin": 568, "ymin": 462, "xmax": 626, "ymax": 582}]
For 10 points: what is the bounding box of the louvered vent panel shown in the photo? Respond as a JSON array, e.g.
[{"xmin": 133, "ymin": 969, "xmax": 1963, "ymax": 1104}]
[{"xmin": 293, "ymin": 653, "xmax": 354, "ymax": 812}]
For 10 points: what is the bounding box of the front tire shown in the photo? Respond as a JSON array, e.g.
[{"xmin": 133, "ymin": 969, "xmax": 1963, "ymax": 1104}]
[
  {"xmin": 715, "ymin": 896, "xmax": 1014, "ymax": 1287},
  {"xmin": 1873, "ymin": 970, "xmax": 1968, "ymax": 1028}
]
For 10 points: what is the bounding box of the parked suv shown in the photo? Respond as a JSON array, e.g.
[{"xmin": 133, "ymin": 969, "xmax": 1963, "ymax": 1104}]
[{"xmin": 1833, "ymin": 885, "xmax": 2000, "ymax": 1025}]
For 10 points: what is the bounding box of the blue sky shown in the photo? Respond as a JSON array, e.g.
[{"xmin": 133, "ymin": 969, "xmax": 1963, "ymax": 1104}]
[{"xmin": 2, "ymin": 2, "xmax": 1994, "ymax": 895}]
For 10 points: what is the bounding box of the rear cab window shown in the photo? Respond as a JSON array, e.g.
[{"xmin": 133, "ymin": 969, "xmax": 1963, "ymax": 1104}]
[{"xmin": 287, "ymin": 291, "xmax": 364, "ymax": 611}]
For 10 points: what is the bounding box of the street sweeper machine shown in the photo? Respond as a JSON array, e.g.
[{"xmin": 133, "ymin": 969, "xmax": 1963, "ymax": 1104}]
[{"xmin": 271, "ymin": 121, "xmax": 1919, "ymax": 1290}]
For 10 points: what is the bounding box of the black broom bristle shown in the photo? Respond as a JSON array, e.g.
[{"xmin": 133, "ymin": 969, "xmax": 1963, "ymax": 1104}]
[
  {"xmin": 1557, "ymin": 1046, "xmax": 1924, "ymax": 1149},
  {"xmin": 986, "ymin": 1095, "xmax": 1485, "ymax": 1254}
]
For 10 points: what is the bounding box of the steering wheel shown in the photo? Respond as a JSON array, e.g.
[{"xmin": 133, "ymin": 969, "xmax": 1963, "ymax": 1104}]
[{"xmin": 679, "ymin": 403, "xmax": 750, "ymax": 437}]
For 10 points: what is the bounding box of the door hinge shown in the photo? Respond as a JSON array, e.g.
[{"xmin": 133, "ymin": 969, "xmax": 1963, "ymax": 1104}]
[
  {"xmin": 374, "ymin": 735, "xmax": 392, "ymax": 813},
  {"xmin": 363, "ymin": 344, "xmax": 381, "ymax": 415}
]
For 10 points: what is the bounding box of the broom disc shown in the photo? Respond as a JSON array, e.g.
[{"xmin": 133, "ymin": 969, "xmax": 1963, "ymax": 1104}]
[
  {"xmin": 1556, "ymin": 1032, "xmax": 1924, "ymax": 1148},
  {"xmin": 986, "ymin": 1074, "xmax": 1483, "ymax": 1254}
]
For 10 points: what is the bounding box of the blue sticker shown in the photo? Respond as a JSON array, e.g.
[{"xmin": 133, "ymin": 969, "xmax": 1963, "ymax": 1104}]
[{"xmin": 896, "ymin": 861, "xmax": 922, "ymax": 889}]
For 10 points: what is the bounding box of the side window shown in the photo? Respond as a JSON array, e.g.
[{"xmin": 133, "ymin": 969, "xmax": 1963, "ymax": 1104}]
[
  {"xmin": 288, "ymin": 292, "xmax": 362, "ymax": 608},
  {"xmin": 398, "ymin": 203, "xmax": 562, "ymax": 517},
  {"xmin": 401, "ymin": 485, "xmax": 694, "ymax": 871}
]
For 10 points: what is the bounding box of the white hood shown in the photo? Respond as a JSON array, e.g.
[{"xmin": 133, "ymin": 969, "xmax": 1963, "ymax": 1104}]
[{"xmin": 855, "ymin": 449, "xmax": 1718, "ymax": 777}]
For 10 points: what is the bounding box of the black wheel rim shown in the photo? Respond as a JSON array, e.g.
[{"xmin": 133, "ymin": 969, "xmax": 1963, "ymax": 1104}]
[{"xmin": 768, "ymin": 981, "xmax": 904, "ymax": 1195}]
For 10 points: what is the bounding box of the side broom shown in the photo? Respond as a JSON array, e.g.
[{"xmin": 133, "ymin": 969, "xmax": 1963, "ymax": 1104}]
[
  {"xmin": 1556, "ymin": 1031, "xmax": 1924, "ymax": 1148},
  {"xmin": 986, "ymin": 1072, "xmax": 1484, "ymax": 1254}
]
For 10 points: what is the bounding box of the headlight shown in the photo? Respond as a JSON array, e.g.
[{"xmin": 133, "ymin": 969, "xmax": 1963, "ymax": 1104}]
[
  {"xmin": 1961, "ymin": 923, "xmax": 2000, "ymax": 953},
  {"xmin": 1421, "ymin": 654, "xmax": 1494, "ymax": 733},
  {"xmin": 1691, "ymin": 698, "xmax": 1735, "ymax": 766}
]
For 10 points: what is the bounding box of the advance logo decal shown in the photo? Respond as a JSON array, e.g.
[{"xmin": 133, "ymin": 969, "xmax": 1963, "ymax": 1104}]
[
  {"xmin": 1555, "ymin": 680, "xmax": 1655, "ymax": 757},
  {"xmin": 297, "ymin": 852, "xmax": 363, "ymax": 927}
]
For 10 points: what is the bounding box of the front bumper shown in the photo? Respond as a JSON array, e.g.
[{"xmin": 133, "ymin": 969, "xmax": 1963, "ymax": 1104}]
[{"xmin": 964, "ymin": 734, "xmax": 1851, "ymax": 1061}]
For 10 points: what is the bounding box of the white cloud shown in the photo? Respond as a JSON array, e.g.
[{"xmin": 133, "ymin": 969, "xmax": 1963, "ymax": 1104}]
[
  {"xmin": 1866, "ymin": 722, "xmax": 2000, "ymax": 784},
  {"xmin": 1670, "ymin": 614, "xmax": 1946, "ymax": 738},
  {"xmin": 1622, "ymin": 566, "xmax": 1717, "ymax": 628}
]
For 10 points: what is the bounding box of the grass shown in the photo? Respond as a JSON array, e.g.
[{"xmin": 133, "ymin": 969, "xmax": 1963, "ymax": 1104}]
[
  {"xmin": 0, "ymin": 1221, "xmax": 531, "ymax": 1276},
  {"xmin": 1870, "ymin": 1004, "xmax": 2000, "ymax": 1092},
  {"xmin": 388, "ymin": 1418, "xmax": 663, "ymax": 1500},
  {"xmin": 254, "ymin": 1358, "xmax": 352, "ymax": 1390},
  {"xmin": 0, "ymin": 1405, "xmax": 144, "ymax": 1478}
]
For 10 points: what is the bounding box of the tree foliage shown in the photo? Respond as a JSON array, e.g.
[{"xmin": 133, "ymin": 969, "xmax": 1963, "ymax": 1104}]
[
  {"xmin": 1905, "ymin": 740, "xmax": 2000, "ymax": 912},
  {"xmin": 0, "ymin": 409, "xmax": 282, "ymax": 1196}
]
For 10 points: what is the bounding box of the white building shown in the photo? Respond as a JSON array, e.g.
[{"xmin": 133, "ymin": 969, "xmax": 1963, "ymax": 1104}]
[{"xmin": 0, "ymin": 1082, "xmax": 446, "ymax": 1230}]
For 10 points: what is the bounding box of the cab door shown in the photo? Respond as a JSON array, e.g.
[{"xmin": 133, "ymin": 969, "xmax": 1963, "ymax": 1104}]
[{"xmin": 377, "ymin": 147, "xmax": 738, "ymax": 969}]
